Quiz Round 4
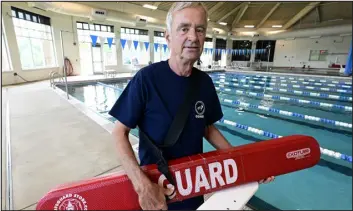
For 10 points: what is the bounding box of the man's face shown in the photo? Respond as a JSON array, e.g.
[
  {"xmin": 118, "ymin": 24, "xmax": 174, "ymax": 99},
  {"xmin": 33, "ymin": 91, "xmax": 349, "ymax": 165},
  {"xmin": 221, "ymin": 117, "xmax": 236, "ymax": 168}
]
[{"xmin": 166, "ymin": 6, "xmax": 207, "ymax": 63}]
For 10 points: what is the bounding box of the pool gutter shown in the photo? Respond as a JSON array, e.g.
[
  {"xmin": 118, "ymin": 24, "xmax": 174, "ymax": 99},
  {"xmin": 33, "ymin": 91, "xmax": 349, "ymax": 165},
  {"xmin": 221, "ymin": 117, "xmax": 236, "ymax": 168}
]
[{"xmin": 5, "ymin": 89, "xmax": 14, "ymax": 210}]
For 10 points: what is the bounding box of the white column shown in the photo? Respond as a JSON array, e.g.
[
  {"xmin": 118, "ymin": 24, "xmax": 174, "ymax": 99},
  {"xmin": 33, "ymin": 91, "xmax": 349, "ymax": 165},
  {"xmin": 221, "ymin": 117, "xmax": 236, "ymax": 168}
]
[
  {"xmin": 115, "ymin": 23, "xmax": 123, "ymax": 69},
  {"xmin": 226, "ymin": 38, "xmax": 233, "ymax": 66},
  {"xmin": 2, "ymin": 4, "xmax": 22, "ymax": 74},
  {"xmin": 149, "ymin": 30, "xmax": 154, "ymax": 63},
  {"xmin": 212, "ymin": 36, "xmax": 216, "ymax": 62},
  {"xmin": 250, "ymin": 40, "xmax": 257, "ymax": 63}
]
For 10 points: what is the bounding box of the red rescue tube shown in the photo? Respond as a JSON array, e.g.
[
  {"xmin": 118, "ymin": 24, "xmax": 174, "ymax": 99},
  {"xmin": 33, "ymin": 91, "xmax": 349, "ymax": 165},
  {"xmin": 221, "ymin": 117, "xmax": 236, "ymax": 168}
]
[{"xmin": 36, "ymin": 135, "xmax": 320, "ymax": 210}]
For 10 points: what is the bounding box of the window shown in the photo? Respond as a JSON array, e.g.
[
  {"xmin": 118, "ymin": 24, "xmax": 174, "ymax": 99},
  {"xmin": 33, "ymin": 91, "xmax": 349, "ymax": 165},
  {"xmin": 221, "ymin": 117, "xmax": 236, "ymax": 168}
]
[
  {"xmin": 77, "ymin": 22, "xmax": 116, "ymax": 74},
  {"xmin": 200, "ymin": 37, "xmax": 213, "ymax": 67},
  {"xmin": 11, "ymin": 7, "xmax": 56, "ymax": 69},
  {"xmin": 232, "ymin": 40, "xmax": 252, "ymax": 61},
  {"xmin": 2, "ymin": 24, "xmax": 12, "ymax": 72},
  {"xmin": 255, "ymin": 40, "xmax": 276, "ymax": 62},
  {"xmin": 215, "ymin": 38, "xmax": 227, "ymax": 67},
  {"xmin": 76, "ymin": 21, "xmax": 114, "ymax": 33},
  {"xmin": 309, "ymin": 50, "xmax": 328, "ymax": 61},
  {"xmin": 121, "ymin": 27, "xmax": 149, "ymax": 65},
  {"xmin": 154, "ymin": 31, "xmax": 169, "ymax": 63}
]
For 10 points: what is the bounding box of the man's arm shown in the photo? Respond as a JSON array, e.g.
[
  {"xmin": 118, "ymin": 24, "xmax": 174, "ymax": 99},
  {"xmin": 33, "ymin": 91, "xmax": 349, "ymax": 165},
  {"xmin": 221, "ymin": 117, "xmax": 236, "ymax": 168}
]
[
  {"xmin": 112, "ymin": 121, "xmax": 149, "ymax": 192},
  {"xmin": 112, "ymin": 120, "xmax": 167, "ymax": 210},
  {"xmin": 204, "ymin": 124, "xmax": 232, "ymax": 150}
]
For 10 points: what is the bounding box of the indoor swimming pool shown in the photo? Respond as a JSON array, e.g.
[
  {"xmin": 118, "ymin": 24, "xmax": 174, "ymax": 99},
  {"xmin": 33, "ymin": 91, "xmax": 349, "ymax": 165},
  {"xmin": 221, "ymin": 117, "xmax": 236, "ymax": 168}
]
[{"xmin": 57, "ymin": 72, "xmax": 352, "ymax": 210}]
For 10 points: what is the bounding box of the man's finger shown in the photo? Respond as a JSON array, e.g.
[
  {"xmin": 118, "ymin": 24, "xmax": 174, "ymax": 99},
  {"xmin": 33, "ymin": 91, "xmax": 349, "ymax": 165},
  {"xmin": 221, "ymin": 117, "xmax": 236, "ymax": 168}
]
[{"xmin": 265, "ymin": 177, "xmax": 274, "ymax": 183}]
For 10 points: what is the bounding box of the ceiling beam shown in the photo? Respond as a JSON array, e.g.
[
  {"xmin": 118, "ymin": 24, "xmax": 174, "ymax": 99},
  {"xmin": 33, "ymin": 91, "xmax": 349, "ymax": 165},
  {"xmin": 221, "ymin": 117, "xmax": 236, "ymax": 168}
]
[
  {"xmin": 218, "ymin": 2, "xmax": 245, "ymax": 23},
  {"xmin": 283, "ymin": 2, "xmax": 321, "ymax": 29},
  {"xmin": 316, "ymin": 6, "xmax": 320, "ymax": 23},
  {"xmin": 232, "ymin": 3, "xmax": 249, "ymax": 27},
  {"xmin": 208, "ymin": 2, "xmax": 225, "ymax": 16},
  {"xmin": 256, "ymin": 3, "xmax": 281, "ymax": 29}
]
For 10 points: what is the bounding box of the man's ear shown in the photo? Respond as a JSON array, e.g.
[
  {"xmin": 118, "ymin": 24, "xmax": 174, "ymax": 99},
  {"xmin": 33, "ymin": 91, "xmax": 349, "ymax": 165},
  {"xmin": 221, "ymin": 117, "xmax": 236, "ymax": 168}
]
[{"xmin": 165, "ymin": 30, "xmax": 170, "ymax": 44}]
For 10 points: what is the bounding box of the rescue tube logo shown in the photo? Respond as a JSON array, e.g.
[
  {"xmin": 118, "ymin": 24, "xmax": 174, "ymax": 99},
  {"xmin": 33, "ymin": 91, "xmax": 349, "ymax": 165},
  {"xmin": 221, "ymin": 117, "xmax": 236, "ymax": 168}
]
[
  {"xmin": 54, "ymin": 194, "xmax": 88, "ymax": 210},
  {"xmin": 286, "ymin": 148, "xmax": 311, "ymax": 160},
  {"xmin": 195, "ymin": 101, "xmax": 205, "ymax": 118}
]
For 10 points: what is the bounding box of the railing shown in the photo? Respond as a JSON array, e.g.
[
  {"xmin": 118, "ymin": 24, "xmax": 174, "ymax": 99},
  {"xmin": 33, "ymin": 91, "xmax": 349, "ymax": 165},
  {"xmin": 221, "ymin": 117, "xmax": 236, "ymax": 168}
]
[{"xmin": 49, "ymin": 71, "xmax": 64, "ymax": 89}]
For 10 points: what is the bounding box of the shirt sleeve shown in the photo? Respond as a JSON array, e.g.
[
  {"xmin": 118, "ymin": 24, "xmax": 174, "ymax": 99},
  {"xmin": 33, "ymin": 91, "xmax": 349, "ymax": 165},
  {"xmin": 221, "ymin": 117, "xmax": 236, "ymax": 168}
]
[
  {"xmin": 205, "ymin": 76, "xmax": 224, "ymax": 126},
  {"xmin": 108, "ymin": 71, "xmax": 146, "ymax": 129}
]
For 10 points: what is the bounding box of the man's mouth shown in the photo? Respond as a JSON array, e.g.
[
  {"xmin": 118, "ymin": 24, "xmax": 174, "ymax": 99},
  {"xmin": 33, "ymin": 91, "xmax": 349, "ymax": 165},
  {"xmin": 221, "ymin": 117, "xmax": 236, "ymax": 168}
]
[{"xmin": 184, "ymin": 46, "xmax": 199, "ymax": 49}]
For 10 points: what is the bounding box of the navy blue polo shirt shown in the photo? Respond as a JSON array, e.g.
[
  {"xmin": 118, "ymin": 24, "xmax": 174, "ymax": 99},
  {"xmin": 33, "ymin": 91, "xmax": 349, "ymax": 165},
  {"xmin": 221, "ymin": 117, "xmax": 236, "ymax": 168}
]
[{"xmin": 109, "ymin": 60, "xmax": 223, "ymax": 210}]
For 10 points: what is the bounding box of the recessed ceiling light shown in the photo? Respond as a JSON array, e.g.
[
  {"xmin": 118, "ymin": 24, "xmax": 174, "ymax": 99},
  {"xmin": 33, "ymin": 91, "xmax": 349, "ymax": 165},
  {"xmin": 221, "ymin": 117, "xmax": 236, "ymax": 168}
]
[
  {"xmin": 219, "ymin": 22, "xmax": 227, "ymax": 26},
  {"xmin": 244, "ymin": 25, "xmax": 254, "ymax": 28},
  {"xmin": 272, "ymin": 25, "xmax": 282, "ymax": 28},
  {"xmin": 143, "ymin": 4, "xmax": 157, "ymax": 10}
]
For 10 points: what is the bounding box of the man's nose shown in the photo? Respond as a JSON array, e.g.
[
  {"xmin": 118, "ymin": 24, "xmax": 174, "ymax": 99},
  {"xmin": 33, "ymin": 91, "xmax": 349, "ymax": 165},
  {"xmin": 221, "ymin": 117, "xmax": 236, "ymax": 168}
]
[{"xmin": 187, "ymin": 28, "xmax": 198, "ymax": 42}]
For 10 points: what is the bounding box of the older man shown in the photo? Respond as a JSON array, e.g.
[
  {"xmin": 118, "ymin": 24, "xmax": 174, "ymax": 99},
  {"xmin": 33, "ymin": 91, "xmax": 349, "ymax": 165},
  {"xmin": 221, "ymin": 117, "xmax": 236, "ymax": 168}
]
[{"xmin": 109, "ymin": 2, "xmax": 274, "ymax": 210}]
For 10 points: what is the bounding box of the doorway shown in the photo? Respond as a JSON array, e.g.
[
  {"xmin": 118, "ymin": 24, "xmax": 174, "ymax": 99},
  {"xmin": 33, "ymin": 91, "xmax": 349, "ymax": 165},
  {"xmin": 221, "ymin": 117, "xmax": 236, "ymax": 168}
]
[{"xmin": 92, "ymin": 44, "xmax": 104, "ymax": 74}]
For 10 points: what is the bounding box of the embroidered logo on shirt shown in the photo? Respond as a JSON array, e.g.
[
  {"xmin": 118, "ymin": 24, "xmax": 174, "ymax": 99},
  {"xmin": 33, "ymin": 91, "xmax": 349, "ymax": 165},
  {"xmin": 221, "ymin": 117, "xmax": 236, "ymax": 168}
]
[{"xmin": 195, "ymin": 101, "xmax": 205, "ymax": 118}]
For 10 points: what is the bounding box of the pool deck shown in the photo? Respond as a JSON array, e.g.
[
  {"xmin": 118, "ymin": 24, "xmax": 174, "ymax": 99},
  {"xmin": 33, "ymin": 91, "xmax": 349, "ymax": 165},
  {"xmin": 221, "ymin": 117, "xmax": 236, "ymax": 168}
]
[
  {"xmin": 1, "ymin": 80, "xmax": 137, "ymax": 210},
  {"xmin": 3, "ymin": 69, "xmax": 350, "ymax": 210}
]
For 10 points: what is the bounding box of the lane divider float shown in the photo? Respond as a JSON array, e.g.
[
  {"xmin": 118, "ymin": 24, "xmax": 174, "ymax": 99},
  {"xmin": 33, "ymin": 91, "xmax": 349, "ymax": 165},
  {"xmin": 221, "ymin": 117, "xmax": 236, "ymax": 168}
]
[
  {"xmin": 215, "ymin": 86, "xmax": 352, "ymax": 112},
  {"xmin": 219, "ymin": 98, "xmax": 352, "ymax": 130},
  {"xmin": 213, "ymin": 81, "xmax": 352, "ymax": 102},
  {"xmin": 217, "ymin": 118, "xmax": 352, "ymax": 163}
]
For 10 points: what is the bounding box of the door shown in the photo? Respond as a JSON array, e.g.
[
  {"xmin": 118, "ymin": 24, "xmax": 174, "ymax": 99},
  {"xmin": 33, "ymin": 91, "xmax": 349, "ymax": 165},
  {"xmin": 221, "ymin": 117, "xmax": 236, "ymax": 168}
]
[
  {"xmin": 61, "ymin": 31, "xmax": 80, "ymax": 75},
  {"xmin": 92, "ymin": 44, "xmax": 103, "ymax": 74}
]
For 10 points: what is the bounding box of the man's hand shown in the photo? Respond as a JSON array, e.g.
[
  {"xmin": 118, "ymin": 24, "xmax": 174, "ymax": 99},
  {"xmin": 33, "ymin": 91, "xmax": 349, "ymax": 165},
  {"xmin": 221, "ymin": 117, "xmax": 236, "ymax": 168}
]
[
  {"xmin": 137, "ymin": 181, "xmax": 168, "ymax": 210},
  {"xmin": 259, "ymin": 176, "xmax": 275, "ymax": 184},
  {"xmin": 112, "ymin": 121, "xmax": 167, "ymax": 210}
]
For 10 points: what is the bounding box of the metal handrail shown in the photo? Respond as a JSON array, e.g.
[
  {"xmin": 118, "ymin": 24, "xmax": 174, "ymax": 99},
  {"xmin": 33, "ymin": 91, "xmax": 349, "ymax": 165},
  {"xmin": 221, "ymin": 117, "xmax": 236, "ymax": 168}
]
[
  {"xmin": 49, "ymin": 71, "xmax": 56, "ymax": 87},
  {"xmin": 60, "ymin": 30, "xmax": 70, "ymax": 99},
  {"xmin": 49, "ymin": 71, "xmax": 64, "ymax": 88}
]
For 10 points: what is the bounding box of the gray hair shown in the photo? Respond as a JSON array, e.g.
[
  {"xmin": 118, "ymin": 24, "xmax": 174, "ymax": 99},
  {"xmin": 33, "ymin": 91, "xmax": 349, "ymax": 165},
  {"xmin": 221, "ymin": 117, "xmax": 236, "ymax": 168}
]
[{"xmin": 166, "ymin": 2, "xmax": 208, "ymax": 33}]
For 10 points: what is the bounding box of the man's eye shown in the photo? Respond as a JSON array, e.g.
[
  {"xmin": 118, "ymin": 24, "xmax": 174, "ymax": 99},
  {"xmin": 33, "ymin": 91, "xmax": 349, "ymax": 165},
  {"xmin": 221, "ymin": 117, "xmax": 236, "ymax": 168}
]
[
  {"xmin": 182, "ymin": 28, "xmax": 188, "ymax": 32},
  {"xmin": 197, "ymin": 28, "xmax": 205, "ymax": 33}
]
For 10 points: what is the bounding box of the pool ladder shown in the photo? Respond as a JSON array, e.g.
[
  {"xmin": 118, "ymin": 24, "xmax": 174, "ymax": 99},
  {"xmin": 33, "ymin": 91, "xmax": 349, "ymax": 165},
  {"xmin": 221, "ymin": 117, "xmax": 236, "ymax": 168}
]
[{"xmin": 49, "ymin": 71, "xmax": 64, "ymax": 89}]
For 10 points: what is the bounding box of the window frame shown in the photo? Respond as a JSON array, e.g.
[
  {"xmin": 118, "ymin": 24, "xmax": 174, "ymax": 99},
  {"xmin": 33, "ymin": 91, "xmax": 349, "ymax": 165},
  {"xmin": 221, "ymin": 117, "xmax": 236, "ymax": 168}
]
[
  {"xmin": 255, "ymin": 40, "xmax": 276, "ymax": 62},
  {"xmin": 232, "ymin": 40, "xmax": 252, "ymax": 62},
  {"xmin": 11, "ymin": 7, "xmax": 57, "ymax": 70},
  {"xmin": 77, "ymin": 21, "xmax": 114, "ymax": 32},
  {"xmin": 309, "ymin": 49, "xmax": 328, "ymax": 61},
  {"xmin": 11, "ymin": 6, "xmax": 51, "ymax": 25},
  {"xmin": 121, "ymin": 27, "xmax": 149, "ymax": 65},
  {"xmin": 215, "ymin": 38, "xmax": 227, "ymax": 62}
]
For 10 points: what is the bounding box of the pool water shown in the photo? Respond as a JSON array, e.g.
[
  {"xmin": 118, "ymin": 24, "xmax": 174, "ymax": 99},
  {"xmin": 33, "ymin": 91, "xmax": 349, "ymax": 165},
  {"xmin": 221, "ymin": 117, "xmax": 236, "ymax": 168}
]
[{"xmin": 58, "ymin": 72, "xmax": 352, "ymax": 210}]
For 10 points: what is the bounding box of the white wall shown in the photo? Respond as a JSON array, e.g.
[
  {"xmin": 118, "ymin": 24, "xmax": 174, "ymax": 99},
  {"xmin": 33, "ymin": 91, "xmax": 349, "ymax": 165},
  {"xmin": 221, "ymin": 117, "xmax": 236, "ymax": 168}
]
[{"xmin": 273, "ymin": 36, "xmax": 351, "ymax": 68}]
